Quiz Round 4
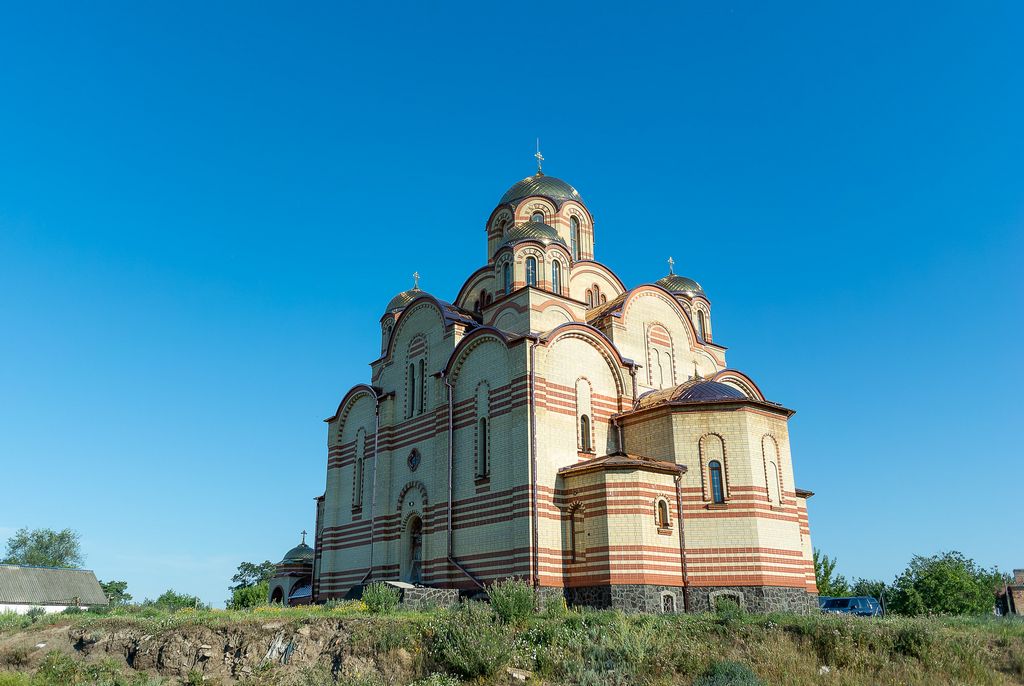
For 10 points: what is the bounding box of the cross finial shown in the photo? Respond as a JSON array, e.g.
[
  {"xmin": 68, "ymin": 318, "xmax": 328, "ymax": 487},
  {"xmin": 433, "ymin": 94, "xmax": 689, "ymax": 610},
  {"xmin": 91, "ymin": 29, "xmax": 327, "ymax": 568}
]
[
  {"xmin": 535, "ymin": 138, "xmax": 544, "ymax": 175},
  {"xmin": 300, "ymin": 530, "xmax": 307, "ymax": 544},
  {"xmin": 412, "ymin": 271, "xmax": 420, "ymax": 290},
  {"xmin": 667, "ymin": 256, "xmax": 675, "ymax": 275}
]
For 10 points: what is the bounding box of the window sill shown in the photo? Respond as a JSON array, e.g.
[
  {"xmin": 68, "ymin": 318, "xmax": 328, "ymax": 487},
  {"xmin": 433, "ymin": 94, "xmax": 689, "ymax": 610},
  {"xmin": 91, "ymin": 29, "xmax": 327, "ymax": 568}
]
[
  {"xmin": 577, "ymin": 450, "xmax": 596, "ymax": 458},
  {"xmin": 474, "ymin": 475, "xmax": 491, "ymax": 485},
  {"xmin": 657, "ymin": 527, "xmax": 674, "ymax": 536},
  {"xmin": 705, "ymin": 503, "xmax": 727, "ymax": 510}
]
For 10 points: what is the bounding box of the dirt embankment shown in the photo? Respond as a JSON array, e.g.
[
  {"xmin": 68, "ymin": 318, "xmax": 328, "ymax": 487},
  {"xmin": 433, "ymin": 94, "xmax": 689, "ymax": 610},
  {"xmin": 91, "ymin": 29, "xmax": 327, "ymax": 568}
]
[{"xmin": 0, "ymin": 618, "xmax": 416, "ymax": 683}]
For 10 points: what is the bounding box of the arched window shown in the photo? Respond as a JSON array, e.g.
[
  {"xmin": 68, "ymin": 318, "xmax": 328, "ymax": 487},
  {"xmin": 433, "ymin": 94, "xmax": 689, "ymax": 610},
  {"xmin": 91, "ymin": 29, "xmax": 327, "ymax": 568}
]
[
  {"xmin": 570, "ymin": 216, "xmax": 580, "ymax": 259},
  {"xmin": 579, "ymin": 414, "xmax": 592, "ymax": 452},
  {"xmin": 477, "ymin": 417, "xmax": 489, "ymax": 477},
  {"xmin": 697, "ymin": 311, "xmax": 707, "ymax": 340},
  {"xmin": 656, "ymin": 499, "xmax": 670, "ymax": 528},
  {"xmin": 709, "ymin": 460, "xmax": 725, "ymax": 504},
  {"xmin": 531, "ymin": 211, "xmax": 544, "ymax": 223},
  {"xmin": 503, "ymin": 262, "xmax": 512, "ymax": 294},
  {"xmin": 768, "ymin": 461, "xmax": 781, "ymax": 505},
  {"xmin": 418, "ymin": 358, "xmax": 426, "ymax": 415},
  {"xmin": 601, "ymin": 294, "xmax": 607, "ymax": 304},
  {"xmin": 407, "ymin": 363, "xmax": 416, "ymax": 418},
  {"xmin": 525, "ymin": 257, "xmax": 537, "ymax": 287},
  {"xmin": 353, "ymin": 429, "xmax": 366, "ymax": 509},
  {"xmin": 585, "ymin": 289, "xmax": 593, "ymax": 307},
  {"xmin": 551, "ymin": 260, "xmax": 561, "ymax": 294},
  {"xmin": 570, "ymin": 506, "xmax": 585, "ymax": 562}
]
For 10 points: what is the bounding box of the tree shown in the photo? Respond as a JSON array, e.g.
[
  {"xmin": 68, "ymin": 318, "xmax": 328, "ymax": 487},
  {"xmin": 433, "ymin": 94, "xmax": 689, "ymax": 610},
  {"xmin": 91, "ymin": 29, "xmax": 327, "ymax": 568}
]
[
  {"xmin": 2, "ymin": 527, "xmax": 83, "ymax": 568},
  {"xmin": 147, "ymin": 589, "xmax": 208, "ymax": 611},
  {"xmin": 813, "ymin": 548, "xmax": 849, "ymax": 597},
  {"xmin": 228, "ymin": 581, "xmax": 270, "ymax": 610},
  {"xmin": 230, "ymin": 561, "xmax": 276, "ymax": 590},
  {"xmin": 889, "ymin": 551, "xmax": 1003, "ymax": 616},
  {"xmin": 99, "ymin": 580, "xmax": 132, "ymax": 606}
]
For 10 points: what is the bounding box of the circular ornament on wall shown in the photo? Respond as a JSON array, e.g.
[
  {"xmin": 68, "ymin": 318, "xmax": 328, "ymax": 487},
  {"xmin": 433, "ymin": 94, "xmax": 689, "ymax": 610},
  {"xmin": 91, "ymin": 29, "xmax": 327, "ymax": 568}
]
[{"xmin": 407, "ymin": 449, "xmax": 421, "ymax": 472}]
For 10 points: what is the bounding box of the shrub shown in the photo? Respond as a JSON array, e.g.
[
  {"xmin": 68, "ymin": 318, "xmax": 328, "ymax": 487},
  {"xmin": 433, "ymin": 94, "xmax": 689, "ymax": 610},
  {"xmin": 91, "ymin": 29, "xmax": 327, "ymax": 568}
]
[
  {"xmin": 228, "ymin": 581, "xmax": 269, "ymax": 610},
  {"xmin": 428, "ymin": 601, "xmax": 509, "ymax": 678},
  {"xmin": 410, "ymin": 675, "xmax": 462, "ymax": 686},
  {"xmin": 544, "ymin": 593, "xmax": 569, "ymax": 616},
  {"xmin": 487, "ymin": 577, "xmax": 535, "ymax": 625},
  {"xmin": 892, "ymin": 621, "xmax": 933, "ymax": 659},
  {"xmin": 25, "ymin": 607, "xmax": 45, "ymax": 623},
  {"xmin": 362, "ymin": 582, "xmax": 400, "ymax": 615},
  {"xmin": 713, "ymin": 596, "xmax": 744, "ymax": 625},
  {"xmin": 693, "ymin": 660, "xmax": 764, "ymax": 686}
]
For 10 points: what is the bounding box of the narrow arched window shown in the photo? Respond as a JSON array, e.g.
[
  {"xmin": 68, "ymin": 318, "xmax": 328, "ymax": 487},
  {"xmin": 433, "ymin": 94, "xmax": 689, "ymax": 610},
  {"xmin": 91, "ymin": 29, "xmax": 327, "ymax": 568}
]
[
  {"xmin": 580, "ymin": 414, "xmax": 592, "ymax": 452},
  {"xmin": 697, "ymin": 311, "xmax": 707, "ymax": 340},
  {"xmin": 551, "ymin": 260, "xmax": 561, "ymax": 294},
  {"xmin": 585, "ymin": 289, "xmax": 593, "ymax": 307},
  {"xmin": 570, "ymin": 216, "xmax": 580, "ymax": 259},
  {"xmin": 768, "ymin": 461, "xmax": 781, "ymax": 505},
  {"xmin": 525, "ymin": 257, "xmax": 537, "ymax": 287},
  {"xmin": 601, "ymin": 294, "xmax": 607, "ymax": 304},
  {"xmin": 531, "ymin": 211, "xmax": 544, "ymax": 223},
  {"xmin": 478, "ymin": 417, "xmax": 489, "ymax": 476},
  {"xmin": 503, "ymin": 262, "xmax": 512, "ymax": 294},
  {"xmin": 407, "ymin": 363, "xmax": 415, "ymax": 418},
  {"xmin": 418, "ymin": 359, "xmax": 426, "ymax": 415},
  {"xmin": 709, "ymin": 460, "xmax": 725, "ymax": 504},
  {"xmin": 656, "ymin": 500, "xmax": 670, "ymax": 528}
]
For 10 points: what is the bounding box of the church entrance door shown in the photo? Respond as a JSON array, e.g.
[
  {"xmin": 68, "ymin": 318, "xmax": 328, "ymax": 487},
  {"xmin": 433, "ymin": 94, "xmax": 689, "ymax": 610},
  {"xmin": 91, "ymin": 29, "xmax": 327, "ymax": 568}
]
[{"xmin": 405, "ymin": 515, "xmax": 423, "ymax": 584}]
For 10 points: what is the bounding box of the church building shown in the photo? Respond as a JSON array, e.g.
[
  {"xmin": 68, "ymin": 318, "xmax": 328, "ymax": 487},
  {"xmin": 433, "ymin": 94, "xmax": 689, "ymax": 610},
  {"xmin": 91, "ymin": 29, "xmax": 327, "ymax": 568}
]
[{"xmin": 281, "ymin": 159, "xmax": 818, "ymax": 613}]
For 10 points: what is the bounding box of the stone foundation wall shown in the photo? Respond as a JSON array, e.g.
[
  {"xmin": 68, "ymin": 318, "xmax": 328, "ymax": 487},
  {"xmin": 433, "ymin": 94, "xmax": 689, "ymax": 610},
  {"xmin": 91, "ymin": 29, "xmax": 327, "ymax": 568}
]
[
  {"xmin": 688, "ymin": 586, "xmax": 818, "ymax": 614},
  {"xmin": 568, "ymin": 585, "xmax": 685, "ymax": 613},
  {"xmin": 399, "ymin": 586, "xmax": 459, "ymax": 610},
  {"xmin": 565, "ymin": 584, "xmax": 816, "ymax": 614}
]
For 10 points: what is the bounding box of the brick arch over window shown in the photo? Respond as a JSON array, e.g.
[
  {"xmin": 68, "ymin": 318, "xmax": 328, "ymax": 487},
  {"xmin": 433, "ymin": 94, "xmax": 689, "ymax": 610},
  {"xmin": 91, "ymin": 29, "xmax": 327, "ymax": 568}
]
[
  {"xmin": 699, "ymin": 433, "xmax": 728, "ymax": 503},
  {"xmin": 762, "ymin": 434, "xmax": 783, "ymax": 505},
  {"xmin": 395, "ymin": 481, "xmax": 429, "ymax": 512},
  {"xmin": 646, "ymin": 322, "xmax": 675, "ymax": 389},
  {"xmin": 575, "ymin": 378, "xmax": 594, "ymax": 453}
]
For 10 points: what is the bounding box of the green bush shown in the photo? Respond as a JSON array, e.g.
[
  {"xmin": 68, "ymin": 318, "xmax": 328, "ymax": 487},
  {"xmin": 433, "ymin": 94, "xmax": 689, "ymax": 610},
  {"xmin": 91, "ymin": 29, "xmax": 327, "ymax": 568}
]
[
  {"xmin": 714, "ymin": 596, "xmax": 744, "ymax": 625},
  {"xmin": 544, "ymin": 593, "xmax": 569, "ymax": 616},
  {"xmin": 428, "ymin": 601, "xmax": 509, "ymax": 678},
  {"xmin": 228, "ymin": 581, "xmax": 269, "ymax": 609},
  {"xmin": 362, "ymin": 582, "xmax": 400, "ymax": 614},
  {"xmin": 693, "ymin": 660, "xmax": 764, "ymax": 686},
  {"xmin": 892, "ymin": 621, "xmax": 933, "ymax": 659},
  {"xmin": 25, "ymin": 607, "xmax": 45, "ymax": 623},
  {"xmin": 487, "ymin": 577, "xmax": 535, "ymax": 625}
]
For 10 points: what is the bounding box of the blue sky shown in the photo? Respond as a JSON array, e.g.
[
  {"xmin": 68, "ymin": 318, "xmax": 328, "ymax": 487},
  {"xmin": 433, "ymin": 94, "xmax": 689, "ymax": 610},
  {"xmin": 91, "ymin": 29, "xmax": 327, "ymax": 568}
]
[{"xmin": 1, "ymin": 2, "xmax": 1021, "ymax": 606}]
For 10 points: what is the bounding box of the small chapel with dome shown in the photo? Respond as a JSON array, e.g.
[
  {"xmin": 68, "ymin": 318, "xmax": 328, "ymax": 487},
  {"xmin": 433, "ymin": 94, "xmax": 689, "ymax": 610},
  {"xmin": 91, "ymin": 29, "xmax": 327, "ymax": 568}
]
[{"xmin": 273, "ymin": 159, "xmax": 819, "ymax": 613}]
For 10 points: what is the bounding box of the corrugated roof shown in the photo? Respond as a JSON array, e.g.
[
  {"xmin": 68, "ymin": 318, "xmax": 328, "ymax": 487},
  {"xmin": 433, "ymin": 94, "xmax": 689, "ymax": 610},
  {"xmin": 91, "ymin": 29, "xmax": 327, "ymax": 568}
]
[{"xmin": 0, "ymin": 565, "xmax": 107, "ymax": 606}]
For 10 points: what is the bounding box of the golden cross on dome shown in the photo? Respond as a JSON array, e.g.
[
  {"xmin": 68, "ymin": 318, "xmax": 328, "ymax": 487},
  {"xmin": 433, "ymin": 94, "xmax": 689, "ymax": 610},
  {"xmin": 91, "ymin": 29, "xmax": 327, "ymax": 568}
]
[
  {"xmin": 300, "ymin": 530, "xmax": 307, "ymax": 544},
  {"xmin": 413, "ymin": 271, "xmax": 420, "ymax": 290},
  {"xmin": 535, "ymin": 138, "xmax": 544, "ymax": 174},
  {"xmin": 667, "ymin": 256, "xmax": 675, "ymax": 275}
]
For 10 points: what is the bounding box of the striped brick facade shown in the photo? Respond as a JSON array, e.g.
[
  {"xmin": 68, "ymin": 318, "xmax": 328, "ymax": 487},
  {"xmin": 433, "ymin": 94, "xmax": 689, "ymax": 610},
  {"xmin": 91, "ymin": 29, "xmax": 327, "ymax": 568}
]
[{"xmin": 305, "ymin": 171, "xmax": 818, "ymax": 613}]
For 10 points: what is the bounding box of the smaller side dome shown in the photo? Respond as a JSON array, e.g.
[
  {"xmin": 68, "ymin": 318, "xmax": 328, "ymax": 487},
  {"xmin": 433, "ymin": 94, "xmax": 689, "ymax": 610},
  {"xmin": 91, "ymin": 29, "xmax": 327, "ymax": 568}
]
[
  {"xmin": 674, "ymin": 379, "xmax": 746, "ymax": 401},
  {"xmin": 656, "ymin": 273, "xmax": 705, "ymax": 297},
  {"xmin": 385, "ymin": 287, "xmax": 430, "ymax": 314},
  {"xmin": 500, "ymin": 221, "xmax": 566, "ymax": 248},
  {"xmin": 280, "ymin": 540, "xmax": 314, "ymax": 565}
]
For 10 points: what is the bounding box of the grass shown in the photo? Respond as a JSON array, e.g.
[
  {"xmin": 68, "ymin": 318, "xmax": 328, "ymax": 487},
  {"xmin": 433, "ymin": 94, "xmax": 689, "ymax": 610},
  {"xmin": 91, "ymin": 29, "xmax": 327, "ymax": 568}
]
[{"xmin": 2, "ymin": 604, "xmax": 1023, "ymax": 685}]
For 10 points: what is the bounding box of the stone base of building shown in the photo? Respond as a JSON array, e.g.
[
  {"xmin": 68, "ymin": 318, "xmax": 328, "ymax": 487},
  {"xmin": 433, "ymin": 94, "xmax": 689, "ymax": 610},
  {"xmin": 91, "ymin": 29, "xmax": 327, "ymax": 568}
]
[
  {"xmin": 398, "ymin": 586, "xmax": 460, "ymax": 610},
  {"xmin": 687, "ymin": 585, "xmax": 818, "ymax": 614},
  {"xmin": 567, "ymin": 585, "xmax": 685, "ymax": 613},
  {"xmin": 561, "ymin": 584, "xmax": 817, "ymax": 614}
]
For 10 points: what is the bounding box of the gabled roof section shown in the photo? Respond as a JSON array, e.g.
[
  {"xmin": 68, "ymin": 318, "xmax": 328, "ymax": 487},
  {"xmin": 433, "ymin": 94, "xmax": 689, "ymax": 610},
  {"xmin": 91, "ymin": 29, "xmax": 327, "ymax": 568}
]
[
  {"xmin": 0, "ymin": 565, "xmax": 107, "ymax": 606},
  {"xmin": 558, "ymin": 451, "xmax": 685, "ymax": 478}
]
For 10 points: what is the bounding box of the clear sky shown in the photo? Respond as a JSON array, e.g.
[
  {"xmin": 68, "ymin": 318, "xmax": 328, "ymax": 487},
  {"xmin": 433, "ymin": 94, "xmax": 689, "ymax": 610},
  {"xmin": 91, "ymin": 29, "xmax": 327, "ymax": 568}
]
[{"xmin": 1, "ymin": 2, "xmax": 1021, "ymax": 606}]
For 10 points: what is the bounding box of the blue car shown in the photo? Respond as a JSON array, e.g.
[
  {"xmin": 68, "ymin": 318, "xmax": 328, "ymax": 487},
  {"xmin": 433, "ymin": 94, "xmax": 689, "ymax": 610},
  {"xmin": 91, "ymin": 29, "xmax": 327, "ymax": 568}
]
[{"xmin": 820, "ymin": 596, "xmax": 882, "ymax": 616}]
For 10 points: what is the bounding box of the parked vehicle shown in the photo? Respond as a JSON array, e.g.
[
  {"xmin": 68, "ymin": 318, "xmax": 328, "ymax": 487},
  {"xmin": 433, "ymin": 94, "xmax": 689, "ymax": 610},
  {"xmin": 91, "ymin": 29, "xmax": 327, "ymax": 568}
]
[{"xmin": 820, "ymin": 596, "xmax": 883, "ymax": 617}]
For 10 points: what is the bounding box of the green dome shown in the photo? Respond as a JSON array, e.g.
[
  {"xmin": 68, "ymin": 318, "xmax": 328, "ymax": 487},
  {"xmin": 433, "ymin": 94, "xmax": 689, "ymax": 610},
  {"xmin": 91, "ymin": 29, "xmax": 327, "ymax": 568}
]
[
  {"xmin": 280, "ymin": 542, "xmax": 314, "ymax": 564},
  {"xmin": 501, "ymin": 222, "xmax": 566, "ymax": 248},
  {"xmin": 385, "ymin": 287, "xmax": 430, "ymax": 314},
  {"xmin": 499, "ymin": 173, "xmax": 582, "ymax": 206},
  {"xmin": 656, "ymin": 274, "xmax": 705, "ymax": 297}
]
